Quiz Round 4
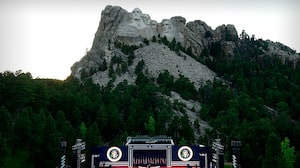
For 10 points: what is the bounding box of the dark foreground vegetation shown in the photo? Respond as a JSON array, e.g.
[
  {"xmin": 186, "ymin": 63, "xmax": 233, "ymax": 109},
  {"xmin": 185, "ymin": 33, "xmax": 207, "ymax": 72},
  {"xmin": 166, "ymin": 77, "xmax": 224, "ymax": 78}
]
[{"xmin": 1, "ymin": 36, "xmax": 300, "ymax": 168}]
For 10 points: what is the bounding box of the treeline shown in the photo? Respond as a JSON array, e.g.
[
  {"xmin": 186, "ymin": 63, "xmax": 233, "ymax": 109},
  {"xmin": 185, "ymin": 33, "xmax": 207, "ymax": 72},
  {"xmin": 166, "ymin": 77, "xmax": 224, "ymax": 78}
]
[{"xmin": 0, "ymin": 70, "xmax": 196, "ymax": 168}]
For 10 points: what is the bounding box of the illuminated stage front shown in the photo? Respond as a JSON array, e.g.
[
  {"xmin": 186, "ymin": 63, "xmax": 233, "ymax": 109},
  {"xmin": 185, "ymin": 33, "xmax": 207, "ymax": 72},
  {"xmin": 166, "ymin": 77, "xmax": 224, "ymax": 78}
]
[
  {"xmin": 126, "ymin": 136, "xmax": 173, "ymax": 168},
  {"xmin": 91, "ymin": 136, "xmax": 211, "ymax": 168}
]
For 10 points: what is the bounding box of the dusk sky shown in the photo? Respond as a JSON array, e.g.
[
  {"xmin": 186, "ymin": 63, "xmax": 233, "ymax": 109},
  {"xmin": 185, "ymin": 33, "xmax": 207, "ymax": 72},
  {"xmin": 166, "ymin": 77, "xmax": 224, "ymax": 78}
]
[{"xmin": 0, "ymin": 0, "xmax": 299, "ymax": 80}]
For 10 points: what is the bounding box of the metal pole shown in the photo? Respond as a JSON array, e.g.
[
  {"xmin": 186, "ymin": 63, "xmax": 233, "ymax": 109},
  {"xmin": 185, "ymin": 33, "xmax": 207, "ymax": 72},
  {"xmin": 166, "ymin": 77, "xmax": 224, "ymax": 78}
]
[
  {"xmin": 205, "ymin": 154, "xmax": 207, "ymax": 168},
  {"xmin": 216, "ymin": 148, "xmax": 219, "ymax": 168},
  {"xmin": 199, "ymin": 153, "xmax": 208, "ymax": 168},
  {"xmin": 60, "ymin": 138, "xmax": 67, "ymax": 168},
  {"xmin": 129, "ymin": 146, "xmax": 133, "ymax": 168},
  {"xmin": 231, "ymin": 141, "xmax": 241, "ymax": 168},
  {"xmin": 91, "ymin": 154, "xmax": 100, "ymax": 168},
  {"xmin": 216, "ymin": 139, "xmax": 220, "ymax": 168},
  {"xmin": 199, "ymin": 145, "xmax": 207, "ymax": 168},
  {"xmin": 167, "ymin": 145, "xmax": 172, "ymax": 168},
  {"xmin": 91, "ymin": 154, "xmax": 99, "ymax": 168},
  {"xmin": 72, "ymin": 139, "xmax": 85, "ymax": 168},
  {"xmin": 91, "ymin": 155, "xmax": 95, "ymax": 168},
  {"xmin": 77, "ymin": 148, "xmax": 81, "ymax": 168},
  {"xmin": 61, "ymin": 155, "xmax": 66, "ymax": 168}
]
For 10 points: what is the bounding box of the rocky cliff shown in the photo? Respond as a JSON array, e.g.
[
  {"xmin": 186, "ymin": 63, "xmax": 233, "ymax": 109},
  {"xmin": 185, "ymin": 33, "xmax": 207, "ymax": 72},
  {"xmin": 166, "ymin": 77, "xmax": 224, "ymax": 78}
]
[
  {"xmin": 71, "ymin": 5, "xmax": 218, "ymax": 88},
  {"xmin": 71, "ymin": 5, "xmax": 300, "ymax": 87}
]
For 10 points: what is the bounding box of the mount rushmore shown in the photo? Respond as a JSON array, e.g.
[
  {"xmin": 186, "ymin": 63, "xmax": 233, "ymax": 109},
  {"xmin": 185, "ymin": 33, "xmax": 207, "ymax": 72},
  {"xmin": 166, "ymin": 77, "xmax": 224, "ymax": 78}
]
[
  {"xmin": 116, "ymin": 7, "xmax": 184, "ymax": 44},
  {"xmin": 71, "ymin": 5, "xmax": 299, "ymax": 88},
  {"xmin": 88, "ymin": 5, "xmax": 237, "ymax": 55}
]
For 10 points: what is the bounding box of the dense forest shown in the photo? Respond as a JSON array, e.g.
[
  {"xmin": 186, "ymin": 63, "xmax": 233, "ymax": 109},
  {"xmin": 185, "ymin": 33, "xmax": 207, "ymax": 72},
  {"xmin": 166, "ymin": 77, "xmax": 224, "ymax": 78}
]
[{"xmin": 1, "ymin": 35, "xmax": 300, "ymax": 168}]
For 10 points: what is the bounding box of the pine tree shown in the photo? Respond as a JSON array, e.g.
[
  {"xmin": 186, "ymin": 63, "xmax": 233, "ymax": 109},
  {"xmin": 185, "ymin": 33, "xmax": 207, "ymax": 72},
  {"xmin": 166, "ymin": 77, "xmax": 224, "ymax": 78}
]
[
  {"xmin": 145, "ymin": 116, "xmax": 156, "ymax": 136},
  {"xmin": 281, "ymin": 137, "xmax": 296, "ymax": 168},
  {"xmin": 263, "ymin": 133, "xmax": 283, "ymax": 168}
]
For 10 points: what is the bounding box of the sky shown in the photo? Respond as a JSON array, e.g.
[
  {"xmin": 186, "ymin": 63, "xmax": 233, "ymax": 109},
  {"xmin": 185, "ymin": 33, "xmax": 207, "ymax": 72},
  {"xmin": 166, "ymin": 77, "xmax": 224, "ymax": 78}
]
[{"xmin": 0, "ymin": 0, "xmax": 299, "ymax": 80}]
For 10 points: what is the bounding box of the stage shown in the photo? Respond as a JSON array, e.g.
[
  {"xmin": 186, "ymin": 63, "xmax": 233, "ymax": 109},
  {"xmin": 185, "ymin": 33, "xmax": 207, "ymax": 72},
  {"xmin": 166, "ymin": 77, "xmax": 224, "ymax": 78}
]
[{"xmin": 91, "ymin": 136, "xmax": 211, "ymax": 168}]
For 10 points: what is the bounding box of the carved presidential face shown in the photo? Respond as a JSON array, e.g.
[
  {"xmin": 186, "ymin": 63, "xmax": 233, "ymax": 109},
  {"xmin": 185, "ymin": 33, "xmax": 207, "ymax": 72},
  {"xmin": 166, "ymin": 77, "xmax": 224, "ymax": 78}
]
[
  {"xmin": 131, "ymin": 8, "xmax": 143, "ymax": 20},
  {"xmin": 151, "ymin": 20, "xmax": 158, "ymax": 31},
  {"xmin": 143, "ymin": 14, "xmax": 151, "ymax": 25},
  {"xmin": 162, "ymin": 19, "xmax": 172, "ymax": 33}
]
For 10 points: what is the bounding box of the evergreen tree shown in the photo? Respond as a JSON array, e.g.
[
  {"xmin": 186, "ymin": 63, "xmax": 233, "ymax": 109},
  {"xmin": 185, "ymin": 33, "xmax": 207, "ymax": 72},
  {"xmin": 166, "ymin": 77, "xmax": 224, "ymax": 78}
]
[
  {"xmin": 168, "ymin": 116, "xmax": 181, "ymax": 142},
  {"xmin": 42, "ymin": 114, "xmax": 59, "ymax": 167},
  {"xmin": 263, "ymin": 133, "xmax": 283, "ymax": 168},
  {"xmin": 156, "ymin": 107, "xmax": 170, "ymax": 135},
  {"xmin": 31, "ymin": 109, "xmax": 47, "ymax": 167},
  {"xmin": 186, "ymin": 46, "xmax": 193, "ymax": 56},
  {"xmin": 180, "ymin": 114, "xmax": 194, "ymax": 144},
  {"xmin": 135, "ymin": 59, "xmax": 145, "ymax": 75},
  {"xmin": 99, "ymin": 59, "xmax": 107, "ymax": 71},
  {"xmin": 86, "ymin": 122, "xmax": 102, "ymax": 167},
  {"xmin": 179, "ymin": 137, "xmax": 187, "ymax": 146},
  {"xmin": 14, "ymin": 108, "xmax": 33, "ymax": 147},
  {"xmin": 0, "ymin": 133, "xmax": 10, "ymax": 166},
  {"xmin": 108, "ymin": 64, "xmax": 115, "ymax": 78},
  {"xmin": 79, "ymin": 122, "xmax": 87, "ymax": 139},
  {"xmin": 281, "ymin": 137, "xmax": 296, "ymax": 168},
  {"xmin": 145, "ymin": 116, "xmax": 156, "ymax": 136},
  {"xmin": 126, "ymin": 115, "xmax": 135, "ymax": 135},
  {"xmin": 152, "ymin": 36, "xmax": 157, "ymax": 42},
  {"xmin": 0, "ymin": 106, "xmax": 12, "ymax": 138},
  {"xmin": 295, "ymin": 151, "xmax": 300, "ymax": 168},
  {"xmin": 240, "ymin": 143, "xmax": 255, "ymax": 168}
]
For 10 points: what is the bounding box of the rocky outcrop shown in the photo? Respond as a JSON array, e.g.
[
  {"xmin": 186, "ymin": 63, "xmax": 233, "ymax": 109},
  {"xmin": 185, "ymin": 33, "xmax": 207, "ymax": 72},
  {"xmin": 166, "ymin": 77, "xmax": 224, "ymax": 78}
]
[
  {"xmin": 91, "ymin": 5, "xmax": 127, "ymax": 50},
  {"xmin": 214, "ymin": 24, "xmax": 238, "ymax": 42},
  {"xmin": 184, "ymin": 20, "xmax": 214, "ymax": 56},
  {"xmin": 266, "ymin": 40, "xmax": 300, "ymax": 68},
  {"xmin": 71, "ymin": 5, "xmax": 300, "ymax": 86}
]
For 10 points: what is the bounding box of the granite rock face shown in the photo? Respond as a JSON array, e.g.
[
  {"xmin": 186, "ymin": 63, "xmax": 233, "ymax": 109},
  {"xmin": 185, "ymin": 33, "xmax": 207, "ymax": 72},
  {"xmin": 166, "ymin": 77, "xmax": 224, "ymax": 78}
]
[
  {"xmin": 214, "ymin": 24, "xmax": 238, "ymax": 41},
  {"xmin": 265, "ymin": 40, "xmax": 300, "ymax": 68},
  {"xmin": 71, "ymin": 5, "xmax": 220, "ymax": 86},
  {"xmin": 91, "ymin": 5, "xmax": 127, "ymax": 50},
  {"xmin": 88, "ymin": 5, "xmax": 232, "ymax": 54},
  {"xmin": 71, "ymin": 5, "xmax": 300, "ymax": 86}
]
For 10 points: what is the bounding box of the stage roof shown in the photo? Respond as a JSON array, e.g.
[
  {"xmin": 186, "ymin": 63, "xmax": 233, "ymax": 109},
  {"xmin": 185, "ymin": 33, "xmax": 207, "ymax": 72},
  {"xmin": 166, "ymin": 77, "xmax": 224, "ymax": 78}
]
[{"xmin": 126, "ymin": 136, "xmax": 174, "ymax": 145}]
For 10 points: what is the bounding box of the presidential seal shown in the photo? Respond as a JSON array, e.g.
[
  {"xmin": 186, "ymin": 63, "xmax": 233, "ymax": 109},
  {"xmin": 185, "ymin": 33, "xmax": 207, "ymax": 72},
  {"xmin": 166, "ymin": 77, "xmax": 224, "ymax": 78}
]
[
  {"xmin": 178, "ymin": 146, "xmax": 193, "ymax": 161},
  {"xmin": 107, "ymin": 147, "xmax": 122, "ymax": 162}
]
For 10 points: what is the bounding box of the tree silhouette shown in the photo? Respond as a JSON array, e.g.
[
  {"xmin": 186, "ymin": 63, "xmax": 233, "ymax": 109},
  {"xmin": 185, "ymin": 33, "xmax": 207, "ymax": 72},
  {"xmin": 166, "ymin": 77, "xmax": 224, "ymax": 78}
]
[{"xmin": 145, "ymin": 116, "xmax": 156, "ymax": 136}]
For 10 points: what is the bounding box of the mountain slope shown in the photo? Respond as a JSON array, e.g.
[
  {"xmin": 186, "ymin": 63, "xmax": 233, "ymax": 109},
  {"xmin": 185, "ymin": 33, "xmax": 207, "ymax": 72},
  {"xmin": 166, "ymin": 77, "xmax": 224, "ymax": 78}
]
[
  {"xmin": 91, "ymin": 43, "xmax": 215, "ymax": 89},
  {"xmin": 71, "ymin": 5, "xmax": 299, "ymax": 87}
]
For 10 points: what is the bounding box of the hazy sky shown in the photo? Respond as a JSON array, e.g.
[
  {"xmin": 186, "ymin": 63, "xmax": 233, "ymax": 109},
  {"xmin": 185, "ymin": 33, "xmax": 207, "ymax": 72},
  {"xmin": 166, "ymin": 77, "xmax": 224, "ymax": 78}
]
[{"xmin": 0, "ymin": 0, "xmax": 299, "ymax": 80}]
